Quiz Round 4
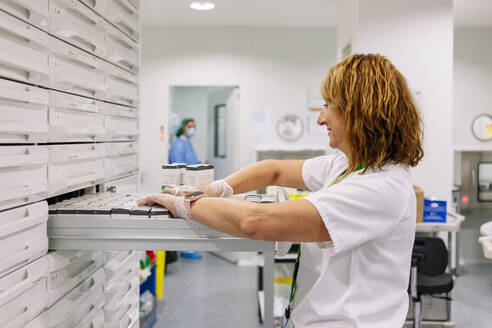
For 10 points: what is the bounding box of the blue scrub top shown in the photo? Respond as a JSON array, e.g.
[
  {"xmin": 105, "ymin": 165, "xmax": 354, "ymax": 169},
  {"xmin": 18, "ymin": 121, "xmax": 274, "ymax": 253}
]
[{"xmin": 168, "ymin": 136, "xmax": 201, "ymax": 164}]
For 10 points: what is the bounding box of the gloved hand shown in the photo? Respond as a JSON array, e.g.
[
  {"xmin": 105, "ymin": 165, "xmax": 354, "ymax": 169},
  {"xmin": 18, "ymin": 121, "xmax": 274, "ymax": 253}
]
[
  {"xmin": 162, "ymin": 179, "xmax": 233, "ymax": 198},
  {"xmin": 137, "ymin": 194, "xmax": 190, "ymax": 219}
]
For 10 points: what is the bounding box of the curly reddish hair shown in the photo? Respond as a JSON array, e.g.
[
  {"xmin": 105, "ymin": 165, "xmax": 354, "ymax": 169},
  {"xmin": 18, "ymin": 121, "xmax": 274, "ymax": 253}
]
[{"xmin": 321, "ymin": 54, "xmax": 424, "ymax": 170}]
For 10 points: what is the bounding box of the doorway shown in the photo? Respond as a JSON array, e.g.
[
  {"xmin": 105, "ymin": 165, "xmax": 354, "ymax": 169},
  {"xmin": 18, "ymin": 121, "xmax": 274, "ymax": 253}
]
[{"xmin": 168, "ymin": 86, "xmax": 239, "ymax": 179}]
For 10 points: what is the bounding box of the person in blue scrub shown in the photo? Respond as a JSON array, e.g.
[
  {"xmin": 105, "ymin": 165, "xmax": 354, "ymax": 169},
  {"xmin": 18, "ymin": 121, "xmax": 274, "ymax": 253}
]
[
  {"xmin": 169, "ymin": 118, "xmax": 201, "ymax": 164},
  {"xmin": 169, "ymin": 118, "xmax": 203, "ymax": 259}
]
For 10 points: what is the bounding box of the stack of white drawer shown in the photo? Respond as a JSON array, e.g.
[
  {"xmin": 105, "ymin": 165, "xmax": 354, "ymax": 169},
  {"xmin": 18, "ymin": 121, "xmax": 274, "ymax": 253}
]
[
  {"xmin": 0, "ymin": 202, "xmax": 49, "ymax": 328},
  {"xmin": 0, "ymin": 0, "xmax": 141, "ymax": 326},
  {"xmin": 104, "ymin": 251, "xmax": 140, "ymax": 328}
]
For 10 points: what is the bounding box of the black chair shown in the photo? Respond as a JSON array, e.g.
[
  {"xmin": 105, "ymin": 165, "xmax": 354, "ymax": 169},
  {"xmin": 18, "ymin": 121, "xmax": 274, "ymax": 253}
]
[{"xmin": 409, "ymin": 237, "xmax": 454, "ymax": 328}]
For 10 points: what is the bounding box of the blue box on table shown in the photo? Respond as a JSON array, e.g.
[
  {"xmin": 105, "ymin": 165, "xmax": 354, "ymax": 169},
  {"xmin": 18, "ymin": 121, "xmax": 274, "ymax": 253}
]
[{"xmin": 423, "ymin": 199, "xmax": 447, "ymax": 223}]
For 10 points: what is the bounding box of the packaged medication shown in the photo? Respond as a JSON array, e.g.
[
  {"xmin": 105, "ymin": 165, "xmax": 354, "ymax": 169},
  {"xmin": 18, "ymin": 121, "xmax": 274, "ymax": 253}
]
[{"xmin": 183, "ymin": 164, "xmax": 214, "ymax": 186}]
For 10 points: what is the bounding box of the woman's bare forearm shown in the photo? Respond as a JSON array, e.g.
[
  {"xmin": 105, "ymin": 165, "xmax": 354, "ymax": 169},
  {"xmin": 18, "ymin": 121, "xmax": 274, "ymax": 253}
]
[{"xmin": 224, "ymin": 160, "xmax": 279, "ymax": 194}]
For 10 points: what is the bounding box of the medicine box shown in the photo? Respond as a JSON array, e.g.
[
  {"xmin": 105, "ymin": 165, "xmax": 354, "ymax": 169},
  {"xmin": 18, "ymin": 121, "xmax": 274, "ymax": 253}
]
[{"xmin": 423, "ymin": 198, "xmax": 447, "ymax": 223}]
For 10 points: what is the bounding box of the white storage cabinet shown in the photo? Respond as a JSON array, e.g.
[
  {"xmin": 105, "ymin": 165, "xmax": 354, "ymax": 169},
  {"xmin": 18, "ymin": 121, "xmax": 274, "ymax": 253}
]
[
  {"xmin": 49, "ymin": 0, "xmax": 106, "ymax": 57},
  {"xmin": 0, "ymin": 78, "xmax": 49, "ymax": 143},
  {"xmin": 49, "ymin": 37, "xmax": 106, "ymax": 99},
  {"xmin": 104, "ymin": 142, "xmax": 138, "ymax": 181},
  {"xmin": 0, "ymin": 257, "xmax": 48, "ymax": 328},
  {"xmin": 0, "ymin": 11, "xmax": 49, "ymax": 86},
  {"xmin": 105, "ymin": 21, "xmax": 139, "ymax": 73},
  {"xmin": 103, "ymin": 103, "xmax": 138, "ymax": 141},
  {"xmin": 106, "ymin": 0, "xmax": 140, "ymax": 42},
  {"xmin": 0, "ymin": 146, "xmax": 48, "ymax": 211},
  {"xmin": 0, "ymin": 202, "xmax": 48, "ymax": 279},
  {"xmin": 48, "ymin": 144, "xmax": 105, "ymax": 196},
  {"xmin": 48, "ymin": 90, "xmax": 105, "ymax": 142},
  {"xmin": 0, "ymin": 0, "xmax": 49, "ymax": 31},
  {"xmin": 46, "ymin": 250, "xmax": 105, "ymax": 307},
  {"xmin": 105, "ymin": 63, "xmax": 139, "ymax": 107}
]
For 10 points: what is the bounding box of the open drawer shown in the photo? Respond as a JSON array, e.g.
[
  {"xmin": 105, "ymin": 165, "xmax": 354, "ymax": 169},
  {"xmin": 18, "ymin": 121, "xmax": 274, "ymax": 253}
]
[
  {"xmin": 47, "ymin": 250, "xmax": 105, "ymax": 307},
  {"xmin": 25, "ymin": 312, "xmax": 48, "ymax": 328},
  {"xmin": 48, "ymin": 144, "xmax": 105, "ymax": 197},
  {"xmin": 49, "ymin": 0, "xmax": 106, "ymax": 57},
  {"xmin": 0, "ymin": 256, "xmax": 47, "ymax": 309},
  {"xmin": 102, "ymin": 103, "xmax": 138, "ymax": 141},
  {"xmin": 0, "ymin": 0, "xmax": 49, "ymax": 31},
  {"xmin": 49, "ymin": 37, "xmax": 106, "ymax": 99},
  {"xmin": 0, "ymin": 259, "xmax": 47, "ymax": 328},
  {"xmin": 103, "ymin": 284, "xmax": 138, "ymax": 323},
  {"xmin": 48, "ymin": 90, "xmax": 105, "ymax": 142},
  {"xmin": 0, "ymin": 11, "xmax": 49, "ymax": 86},
  {"xmin": 105, "ymin": 21, "xmax": 139, "ymax": 73},
  {"xmin": 47, "ymin": 268, "xmax": 105, "ymax": 328},
  {"xmin": 0, "ymin": 145, "xmax": 48, "ymax": 211},
  {"xmin": 105, "ymin": 64, "xmax": 138, "ymax": 107},
  {"xmin": 0, "ymin": 202, "xmax": 48, "ymax": 277},
  {"xmin": 106, "ymin": 0, "xmax": 139, "ymax": 42},
  {"xmin": 104, "ymin": 142, "xmax": 138, "ymax": 181},
  {"xmin": 0, "ymin": 78, "xmax": 49, "ymax": 143}
]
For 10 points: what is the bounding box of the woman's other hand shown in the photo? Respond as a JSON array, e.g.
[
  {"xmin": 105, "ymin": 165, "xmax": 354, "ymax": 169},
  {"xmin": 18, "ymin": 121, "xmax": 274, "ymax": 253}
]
[
  {"xmin": 137, "ymin": 194, "xmax": 188, "ymax": 219},
  {"xmin": 162, "ymin": 180, "xmax": 233, "ymax": 198}
]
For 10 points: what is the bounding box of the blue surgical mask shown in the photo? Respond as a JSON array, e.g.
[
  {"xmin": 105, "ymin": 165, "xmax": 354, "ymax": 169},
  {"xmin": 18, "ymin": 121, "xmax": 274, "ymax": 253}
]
[{"xmin": 186, "ymin": 127, "xmax": 196, "ymax": 138}]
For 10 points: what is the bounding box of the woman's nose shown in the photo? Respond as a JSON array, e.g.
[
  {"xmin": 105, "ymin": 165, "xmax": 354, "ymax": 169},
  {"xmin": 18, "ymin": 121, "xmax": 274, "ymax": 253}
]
[{"xmin": 317, "ymin": 111, "xmax": 326, "ymax": 125}]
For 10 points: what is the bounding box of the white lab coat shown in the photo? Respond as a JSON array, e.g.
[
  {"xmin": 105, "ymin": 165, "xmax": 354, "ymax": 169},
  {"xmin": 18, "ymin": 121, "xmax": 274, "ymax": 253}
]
[{"xmin": 291, "ymin": 153, "xmax": 416, "ymax": 328}]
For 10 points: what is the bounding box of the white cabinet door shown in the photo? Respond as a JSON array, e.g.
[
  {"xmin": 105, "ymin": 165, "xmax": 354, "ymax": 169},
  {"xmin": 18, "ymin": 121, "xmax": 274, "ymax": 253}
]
[
  {"xmin": 49, "ymin": 90, "xmax": 105, "ymax": 142},
  {"xmin": 49, "ymin": 0, "xmax": 106, "ymax": 57},
  {"xmin": 0, "ymin": 257, "xmax": 47, "ymax": 309},
  {"xmin": 48, "ymin": 144, "xmax": 105, "ymax": 196},
  {"xmin": 0, "ymin": 271, "xmax": 47, "ymax": 328},
  {"xmin": 106, "ymin": 0, "xmax": 139, "ymax": 42},
  {"xmin": 102, "ymin": 103, "xmax": 138, "ymax": 141},
  {"xmin": 0, "ymin": 11, "xmax": 49, "ymax": 86},
  {"xmin": 46, "ymin": 250, "xmax": 105, "ymax": 307},
  {"xmin": 0, "ymin": 146, "xmax": 48, "ymax": 211},
  {"xmin": 105, "ymin": 63, "xmax": 138, "ymax": 107},
  {"xmin": 105, "ymin": 22, "xmax": 139, "ymax": 73},
  {"xmin": 104, "ymin": 142, "xmax": 138, "ymax": 181},
  {"xmin": 0, "ymin": 78, "xmax": 48, "ymax": 143},
  {"xmin": 0, "ymin": 0, "xmax": 49, "ymax": 30},
  {"xmin": 49, "ymin": 37, "xmax": 106, "ymax": 99},
  {"xmin": 0, "ymin": 202, "xmax": 48, "ymax": 277},
  {"xmin": 47, "ymin": 268, "xmax": 105, "ymax": 328}
]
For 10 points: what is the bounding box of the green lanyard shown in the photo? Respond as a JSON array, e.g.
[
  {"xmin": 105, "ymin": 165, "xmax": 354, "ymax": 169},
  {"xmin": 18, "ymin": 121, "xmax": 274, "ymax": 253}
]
[{"xmin": 284, "ymin": 163, "xmax": 366, "ymax": 322}]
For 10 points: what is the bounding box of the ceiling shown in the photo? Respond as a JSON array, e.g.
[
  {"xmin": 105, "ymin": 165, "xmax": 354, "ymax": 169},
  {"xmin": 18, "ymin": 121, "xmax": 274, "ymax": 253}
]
[
  {"xmin": 141, "ymin": 0, "xmax": 339, "ymax": 27},
  {"xmin": 141, "ymin": 0, "xmax": 492, "ymax": 28}
]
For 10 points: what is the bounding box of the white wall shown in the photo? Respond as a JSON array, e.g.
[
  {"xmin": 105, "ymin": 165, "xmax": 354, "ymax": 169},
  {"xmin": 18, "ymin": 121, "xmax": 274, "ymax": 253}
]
[
  {"xmin": 140, "ymin": 27, "xmax": 336, "ymax": 192},
  {"xmin": 453, "ymin": 27, "xmax": 492, "ymax": 150},
  {"xmin": 337, "ymin": 0, "xmax": 454, "ymax": 203}
]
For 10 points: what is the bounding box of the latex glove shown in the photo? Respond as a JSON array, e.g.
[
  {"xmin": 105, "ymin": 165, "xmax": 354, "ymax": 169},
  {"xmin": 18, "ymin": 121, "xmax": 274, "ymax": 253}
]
[
  {"xmin": 137, "ymin": 194, "xmax": 190, "ymax": 219},
  {"xmin": 162, "ymin": 179, "xmax": 233, "ymax": 198}
]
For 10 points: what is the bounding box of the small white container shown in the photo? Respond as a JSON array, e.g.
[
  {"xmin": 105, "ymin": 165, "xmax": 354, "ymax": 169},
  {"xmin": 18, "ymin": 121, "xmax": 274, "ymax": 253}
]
[
  {"xmin": 183, "ymin": 164, "xmax": 214, "ymax": 186},
  {"xmin": 161, "ymin": 164, "xmax": 181, "ymax": 188}
]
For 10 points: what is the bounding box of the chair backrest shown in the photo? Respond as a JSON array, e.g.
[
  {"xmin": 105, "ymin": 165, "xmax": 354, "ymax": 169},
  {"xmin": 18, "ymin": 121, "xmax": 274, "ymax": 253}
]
[{"xmin": 413, "ymin": 237, "xmax": 448, "ymax": 276}]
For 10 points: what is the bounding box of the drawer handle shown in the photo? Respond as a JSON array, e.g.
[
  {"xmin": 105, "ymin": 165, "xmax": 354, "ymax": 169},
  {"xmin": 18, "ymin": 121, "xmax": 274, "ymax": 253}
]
[
  {"xmin": 71, "ymin": 260, "xmax": 97, "ymax": 279},
  {"xmin": 0, "ymin": 273, "xmax": 32, "ymax": 307},
  {"xmin": 0, "ymin": 246, "xmax": 31, "ymax": 274},
  {"xmin": 3, "ymin": 306, "xmax": 29, "ymax": 328}
]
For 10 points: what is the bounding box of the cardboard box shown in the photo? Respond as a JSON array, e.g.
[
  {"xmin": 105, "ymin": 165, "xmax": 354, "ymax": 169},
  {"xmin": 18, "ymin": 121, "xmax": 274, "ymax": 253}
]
[
  {"xmin": 414, "ymin": 186, "xmax": 424, "ymax": 223},
  {"xmin": 423, "ymin": 198, "xmax": 447, "ymax": 223}
]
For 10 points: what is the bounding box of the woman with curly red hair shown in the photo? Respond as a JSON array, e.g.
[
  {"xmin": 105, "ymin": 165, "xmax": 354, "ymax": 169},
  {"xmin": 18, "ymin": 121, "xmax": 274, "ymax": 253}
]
[{"xmin": 140, "ymin": 54, "xmax": 424, "ymax": 327}]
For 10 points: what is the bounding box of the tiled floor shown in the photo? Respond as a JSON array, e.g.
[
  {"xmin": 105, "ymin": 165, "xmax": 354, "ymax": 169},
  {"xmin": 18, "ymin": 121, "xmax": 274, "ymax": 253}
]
[{"xmin": 154, "ymin": 253, "xmax": 492, "ymax": 327}]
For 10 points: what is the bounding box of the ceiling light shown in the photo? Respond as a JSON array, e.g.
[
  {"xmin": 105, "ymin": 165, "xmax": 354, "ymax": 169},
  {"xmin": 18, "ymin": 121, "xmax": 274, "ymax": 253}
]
[{"xmin": 190, "ymin": 2, "xmax": 215, "ymax": 11}]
